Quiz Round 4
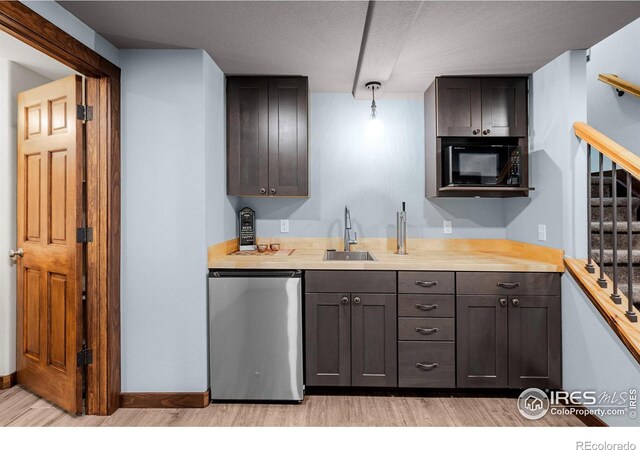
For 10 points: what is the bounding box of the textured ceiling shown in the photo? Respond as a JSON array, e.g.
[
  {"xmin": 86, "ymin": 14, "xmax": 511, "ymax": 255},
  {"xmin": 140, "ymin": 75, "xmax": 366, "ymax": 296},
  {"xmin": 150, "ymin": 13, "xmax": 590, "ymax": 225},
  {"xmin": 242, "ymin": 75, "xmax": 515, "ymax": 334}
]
[
  {"xmin": 58, "ymin": 1, "xmax": 640, "ymax": 97},
  {"xmin": 0, "ymin": 30, "xmax": 76, "ymax": 80}
]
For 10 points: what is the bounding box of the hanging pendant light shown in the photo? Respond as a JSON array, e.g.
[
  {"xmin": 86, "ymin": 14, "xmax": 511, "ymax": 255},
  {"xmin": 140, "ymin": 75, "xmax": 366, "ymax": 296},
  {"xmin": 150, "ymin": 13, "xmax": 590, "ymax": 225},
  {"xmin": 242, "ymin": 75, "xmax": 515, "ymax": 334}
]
[{"xmin": 365, "ymin": 81, "xmax": 383, "ymax": 138}]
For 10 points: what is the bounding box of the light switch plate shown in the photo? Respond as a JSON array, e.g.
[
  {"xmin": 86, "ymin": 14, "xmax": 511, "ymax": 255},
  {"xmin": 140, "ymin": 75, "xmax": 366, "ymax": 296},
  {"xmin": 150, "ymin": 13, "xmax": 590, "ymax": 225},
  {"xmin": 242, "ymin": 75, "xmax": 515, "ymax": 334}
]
[
  {"xmin": 280, "ymin": 219, "xmax": 289, "ymax": 233},
  {"xmin": 443, "ymin": 220, "xmax": 453, "ymax": 235},
  {"xmin": 538, "ymin": 224, "xmax": 547, "ymax": 241}
]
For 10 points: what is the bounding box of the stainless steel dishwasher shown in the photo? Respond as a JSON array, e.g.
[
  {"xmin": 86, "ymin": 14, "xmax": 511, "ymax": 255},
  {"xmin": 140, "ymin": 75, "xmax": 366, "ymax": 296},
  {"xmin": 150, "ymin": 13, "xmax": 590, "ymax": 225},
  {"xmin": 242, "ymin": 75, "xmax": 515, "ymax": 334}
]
[{"xmin": 208, "ymin": 270, "xmax": 304, "ymax": 401}]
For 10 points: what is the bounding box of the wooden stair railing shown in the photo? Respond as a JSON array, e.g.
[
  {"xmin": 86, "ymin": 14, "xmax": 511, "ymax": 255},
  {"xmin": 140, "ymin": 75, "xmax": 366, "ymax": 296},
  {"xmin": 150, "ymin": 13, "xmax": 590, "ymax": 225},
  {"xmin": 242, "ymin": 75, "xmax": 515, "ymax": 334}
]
[
  {"xmin": 598, "ymin": 74, "xmax": 640, "ymax": 98},
  {"xmin": 573, "ymin": 122, "xmax": 639, "ymax": 324}
]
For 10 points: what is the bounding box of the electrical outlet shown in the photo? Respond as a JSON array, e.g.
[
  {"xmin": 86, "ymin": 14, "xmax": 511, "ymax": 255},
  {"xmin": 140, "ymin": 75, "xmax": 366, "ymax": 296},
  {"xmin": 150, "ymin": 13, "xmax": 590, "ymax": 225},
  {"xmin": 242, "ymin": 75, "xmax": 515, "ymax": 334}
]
[
  {"xmin": 538, "ymin": 224, "xmax": 547, "ymax": 242},
  {"xmin": 280, "ymin": 219, "xmax": 289, "ymax": 233},
  {"xmin": 443, "ymin": 220, "xmax": 453, "ymax": 235}
]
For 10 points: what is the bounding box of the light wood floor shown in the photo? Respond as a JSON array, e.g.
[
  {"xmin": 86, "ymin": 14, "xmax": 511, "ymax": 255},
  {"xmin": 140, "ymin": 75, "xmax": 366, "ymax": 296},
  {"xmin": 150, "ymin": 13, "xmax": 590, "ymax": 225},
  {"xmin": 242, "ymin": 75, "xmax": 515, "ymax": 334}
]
[{"xmin": 0, "ymin": 386, "xmax": 585, "ymax": 427}]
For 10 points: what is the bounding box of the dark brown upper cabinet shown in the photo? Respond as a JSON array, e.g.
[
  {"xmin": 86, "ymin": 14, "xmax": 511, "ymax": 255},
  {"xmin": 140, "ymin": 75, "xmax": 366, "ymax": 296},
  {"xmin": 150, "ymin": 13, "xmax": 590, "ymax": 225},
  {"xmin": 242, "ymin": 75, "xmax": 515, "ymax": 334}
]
[
  {"xmin": 227, "ymin": 76, "xmax": 308, "ymax": 197},
  {"xmin": 435, "ymin": 77, "xmax": 527, "ymax": 138}
]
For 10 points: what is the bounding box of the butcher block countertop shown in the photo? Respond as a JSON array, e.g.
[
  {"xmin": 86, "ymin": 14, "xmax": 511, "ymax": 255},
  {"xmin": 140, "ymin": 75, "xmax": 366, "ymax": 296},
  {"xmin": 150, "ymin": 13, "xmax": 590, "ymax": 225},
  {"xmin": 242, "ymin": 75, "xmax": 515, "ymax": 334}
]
[{"xmin": 208, "ymin": 238, "xmax": 564, "ymax": 272}]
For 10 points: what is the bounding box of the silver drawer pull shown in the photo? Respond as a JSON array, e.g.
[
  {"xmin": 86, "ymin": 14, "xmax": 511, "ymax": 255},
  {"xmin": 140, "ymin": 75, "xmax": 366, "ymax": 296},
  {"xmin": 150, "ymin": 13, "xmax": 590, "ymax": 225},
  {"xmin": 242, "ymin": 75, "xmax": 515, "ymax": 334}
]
[
  {"xmin": 416, "ymin": 362, "xmax": 438, "ymax": 370},
  {"xmin": 415, "ymin": 303, "xmax": 438, "ymax": 311},
  {"xmin": 497, "ymin": 281, "xmax": 520, "ymax": 289},
  {"xmin": 415, "ymin": 327, "xmax": 438, "ymax": 334},
  {"xmin": 415, "ymin": 280, "xmax": 438, "ymax": 288}
]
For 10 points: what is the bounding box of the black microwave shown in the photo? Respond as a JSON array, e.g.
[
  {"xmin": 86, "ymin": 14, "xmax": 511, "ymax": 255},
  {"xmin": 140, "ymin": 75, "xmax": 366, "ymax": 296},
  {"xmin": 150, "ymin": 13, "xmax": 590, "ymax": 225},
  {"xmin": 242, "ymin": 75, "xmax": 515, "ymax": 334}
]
[{"xmin": 443, "ymin": 144, "xmax": 521, "ymax": 187}]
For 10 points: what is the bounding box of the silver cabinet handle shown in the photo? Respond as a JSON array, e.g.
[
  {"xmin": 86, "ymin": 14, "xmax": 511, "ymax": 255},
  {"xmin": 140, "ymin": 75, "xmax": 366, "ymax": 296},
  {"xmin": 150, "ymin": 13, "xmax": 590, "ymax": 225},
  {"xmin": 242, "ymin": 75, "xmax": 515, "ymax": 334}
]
[
  {"xmin": 9, "ymin": 248, "xmax": 23, "ymax": 260},
  {"xmin": 270, "ymin": 188, "xmax": 276, "ymax": 195},
  {"xmin": 353, "ymin": 296, "xmax": 361, "ymax": 304},
  {"xmin": 472, "ymin": 129, "xmax": 480, "ymax": 135},
  {"xmin": 340, "ymin": 296, "xmax": 349, "ymax": 304},
  {"xmin": 512, "ymin": 298, "xmax": 520, "ymax": 306},
  {"xmin": 415, "ymin": 327, "xmax": 438, "ymax": 334},
  {"xmin": 483, "ymin": 129, "xmax": 491, "ymax": 135},
  {"xmin": 497, "ymin": 282, "xmax": 520, "ymax": 289},
  {"xmin": 415, "ymin": 304, "xmax": 438, "ymax": 311},
  {"xmin": 416, "ymin": 362, "xmax": 438, "ymax": 370},
  {"xmin": 499, "ymin": 298, "xmax": 507, "ymax": 307},
  {"xmin": 259, "ymin": 188, "xmax": 266, "ymax": 194},
  {"xmin": 415, "ymin": 281, "xmax": 438, "ymax": 288}
]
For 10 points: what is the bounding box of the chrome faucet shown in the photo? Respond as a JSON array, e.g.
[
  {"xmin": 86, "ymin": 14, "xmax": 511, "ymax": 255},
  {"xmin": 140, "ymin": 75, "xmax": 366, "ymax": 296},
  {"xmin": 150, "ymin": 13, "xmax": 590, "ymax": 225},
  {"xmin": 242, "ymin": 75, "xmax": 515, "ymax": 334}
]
[{"xmin": 344, "ymin": 205, "xmax": 358, "ymax": 251}]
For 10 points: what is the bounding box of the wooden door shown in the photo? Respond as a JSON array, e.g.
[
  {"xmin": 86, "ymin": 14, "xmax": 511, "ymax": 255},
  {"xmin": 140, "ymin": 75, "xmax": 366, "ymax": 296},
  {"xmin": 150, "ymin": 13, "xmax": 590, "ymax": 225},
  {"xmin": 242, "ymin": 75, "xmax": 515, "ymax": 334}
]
[
  {"xmin": 481, "ymin": 78, "xmax": 527, "ymax": 137},
  {"xmin": 508, "ymin": 296, "xmax": 562, "ymax": 389},
  {"xmin": 436, "ymin": 77, "xmax": 482, "ymax": 137},
  {"xmin": 305, "ymin": 293, "xmax": 351, "ymax": 386},
  {"xmin": 16, "ymin": 75, "xmax": 84, "ymax": 414},
  {"xmin": 268, "ymin": 77, "xmax": 308, "ymax": 197},
  {"xmin": 351, "ymin": 294, "xmax": 397, "ymax": 387},
  {"xmin": 227, "ymin": 77, "xmax": 269, "ymax": 196},
  {"xmin": 456, "ymin": 295, "xmax": 508, "ymax": 388}
]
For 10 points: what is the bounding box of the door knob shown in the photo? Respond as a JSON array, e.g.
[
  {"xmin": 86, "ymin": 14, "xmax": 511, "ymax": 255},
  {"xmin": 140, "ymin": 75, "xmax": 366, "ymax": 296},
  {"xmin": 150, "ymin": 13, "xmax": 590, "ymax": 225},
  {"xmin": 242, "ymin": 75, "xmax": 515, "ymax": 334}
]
[
  {"xmin": 270, "ymin": 188, "xmax": 276, "ymax": 195},
  {"xmin": 483, "ymin": 129, "xmax": 491, "ymax": 135},
  {"xmin": 499, "ymin": 298, "xmax": 507, "ymax": 306},
  {"xmin": 353, "ymin": 296, "xmax": 361, "ymax": 304},
  {"xmin": 259, "ymin": 188, "xmax": 266, "ymax": 194},
  {"xmin": 9, "ymin": 248, "xmax": 24, "ymax": 260},
  {"xmin": 472, "ymin": 129, "xmax": 480, "ymax": 135},
  {"xmin": 341, "ymin": 296, "xmax": 349, "ymax": 304},
  {"xmin": 512, "ymin": 298, "xmax": 520, "ymax": 306}
]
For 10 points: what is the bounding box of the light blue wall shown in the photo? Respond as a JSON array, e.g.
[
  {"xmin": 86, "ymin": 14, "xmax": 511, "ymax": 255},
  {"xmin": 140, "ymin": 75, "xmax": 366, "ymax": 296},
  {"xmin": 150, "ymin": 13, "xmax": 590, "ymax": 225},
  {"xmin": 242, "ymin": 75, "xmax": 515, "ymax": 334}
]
[
  {"xmin": 22, "ymin": 0, "xmax": 118, "ymax": 64},
  {"xmin": 239, "ymin": 93, "xmax": 507, "ymax": 240},
  {"xmin": 120, "ymin": 49, "xmax": 226, "ymax": 392}
]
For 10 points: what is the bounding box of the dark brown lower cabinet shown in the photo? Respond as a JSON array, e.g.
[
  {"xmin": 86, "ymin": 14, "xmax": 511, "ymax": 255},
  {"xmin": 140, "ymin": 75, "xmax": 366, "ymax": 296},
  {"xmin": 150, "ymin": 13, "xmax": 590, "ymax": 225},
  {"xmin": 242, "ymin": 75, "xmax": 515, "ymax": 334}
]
[
  {"xmin": 305, "ymin": 293, "xmax": 397, "ymax": 387},
  {"xmin": 456, "ymin": 295, "xmax": 508, "ymax": 388},
  {"xmin": 457, "ymin": 294, "xmax": 562, "ymax": 389},
  {"xmin": 508, "ymin": 296, "xmax": 562, "ymax": 389}
]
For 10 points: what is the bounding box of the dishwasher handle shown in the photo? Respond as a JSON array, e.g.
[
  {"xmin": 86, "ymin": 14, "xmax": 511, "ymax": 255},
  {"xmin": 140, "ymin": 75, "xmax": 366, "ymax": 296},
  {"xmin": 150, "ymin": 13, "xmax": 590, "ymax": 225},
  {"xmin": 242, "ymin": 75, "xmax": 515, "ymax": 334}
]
[{"xmin": 210, "ymin": 270, "xmax": 302, "ymax": 278}]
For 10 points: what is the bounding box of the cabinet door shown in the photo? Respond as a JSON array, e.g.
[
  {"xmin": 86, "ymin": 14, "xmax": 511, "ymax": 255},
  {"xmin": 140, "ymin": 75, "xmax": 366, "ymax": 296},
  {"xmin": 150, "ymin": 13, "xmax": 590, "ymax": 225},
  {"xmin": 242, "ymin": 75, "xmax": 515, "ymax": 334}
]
[
  {"xmin": 481, "ymin": 78, "xmax": 527, "ymax": 137},
  {"xmin": 436, "ymin": 78, "xmax": 482, "ymax": 137},
  {"xmin": 508, "ymin": 296, "xmax": 561, "ymax": 389},
  {"xmin": 457, "ymin": 295, "xmax": 508, "ymax": 388},
  {"xmin": 268, "ymin": 77, "xmax": 308, "ymax": 196},
  {"xmin": 351, "ymin": 294, "xmax": 397, "ymax": 387},
  {"xmin": 227, "ymin": 77, "xmax": 269, "ymax": 196},
  {"xmin": 305, "ymin": 293, "xmax": 351, "ymax": 386}
]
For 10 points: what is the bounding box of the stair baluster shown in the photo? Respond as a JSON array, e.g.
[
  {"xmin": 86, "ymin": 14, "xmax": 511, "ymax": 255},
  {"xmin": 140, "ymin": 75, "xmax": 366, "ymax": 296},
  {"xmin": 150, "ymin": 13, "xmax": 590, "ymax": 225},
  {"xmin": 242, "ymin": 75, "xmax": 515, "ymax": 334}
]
[
  {"xmin": 627, "ymin": 172, "xmax": 638, "ymax": 322},
  {"xmin": 586, "ymin": 144, "xmax": 595, "ymax": 274},
  {"xmin": 611, "ymin": 163, "xmax": 621, "ymax": 304},
  {"xmin": 597, "ymin": 153, "xmax": 607, "ymax": 288}
]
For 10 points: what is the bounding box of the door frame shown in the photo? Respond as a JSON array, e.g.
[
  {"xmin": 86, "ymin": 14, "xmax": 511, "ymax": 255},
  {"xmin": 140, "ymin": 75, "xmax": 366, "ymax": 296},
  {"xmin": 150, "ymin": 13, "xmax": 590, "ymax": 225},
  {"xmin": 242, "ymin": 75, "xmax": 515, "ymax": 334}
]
[{"xmin": 0, "ymin": 2, "xmax": 121, "ymax": 415}]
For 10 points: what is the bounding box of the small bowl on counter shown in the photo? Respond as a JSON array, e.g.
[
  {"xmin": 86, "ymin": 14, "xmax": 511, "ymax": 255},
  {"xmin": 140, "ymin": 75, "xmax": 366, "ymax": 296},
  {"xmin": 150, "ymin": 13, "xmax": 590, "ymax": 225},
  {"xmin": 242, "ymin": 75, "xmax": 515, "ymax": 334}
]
[
  {"xmin": 270, "ymin": 243, "xmax": 281, "ymax": 251},
  {"xmin": 257, "ymin": 244, "xmax": 268, "ymax": 253}
]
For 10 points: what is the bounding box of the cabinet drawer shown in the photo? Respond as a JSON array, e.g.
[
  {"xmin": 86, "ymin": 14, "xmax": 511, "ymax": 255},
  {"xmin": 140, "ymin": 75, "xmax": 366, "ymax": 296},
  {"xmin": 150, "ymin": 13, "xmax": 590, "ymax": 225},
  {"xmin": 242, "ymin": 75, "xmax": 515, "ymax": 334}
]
[
  {"xmin": 398, "ymin": 271, "xmax": 454, "ymax": 294},
  {"xmin": 398, "ymin": 342, "xmax": 455, "ymax": 388},
  {"xmin": 456, "ymin": 272, "xmax": 560, "ymax": 296},
  {"xmin": 305, "ymin": 271, "xmax": 396, "ymax": 293},
  {"xmin": 398, "ymin": 318, "xmax": 454, "ymax": 341},
  {"xmin": 398, "ymin": 295, "xmax": 454, "ymax": 318}
]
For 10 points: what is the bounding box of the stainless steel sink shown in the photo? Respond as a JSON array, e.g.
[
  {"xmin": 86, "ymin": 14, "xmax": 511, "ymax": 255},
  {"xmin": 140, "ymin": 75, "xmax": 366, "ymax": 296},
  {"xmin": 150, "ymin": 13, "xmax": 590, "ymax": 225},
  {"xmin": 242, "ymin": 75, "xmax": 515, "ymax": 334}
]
[{"xmin": 324, "ymin": 250, "xmax": 376, "ymax": 261}]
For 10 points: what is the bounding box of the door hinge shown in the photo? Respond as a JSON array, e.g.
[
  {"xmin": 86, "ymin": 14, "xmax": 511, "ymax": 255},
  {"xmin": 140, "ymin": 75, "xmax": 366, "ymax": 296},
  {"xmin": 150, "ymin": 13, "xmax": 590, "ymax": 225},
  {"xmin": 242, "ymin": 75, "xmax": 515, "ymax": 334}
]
[
  {"xmin": 77, "ymin": 346, "xmax": 93, "ymax": 367},
  {"xmin": 77, "ymin": 104, "xmax": 93, "ymax": 122},
  {"xmin": 76, "ymin": 227, "xmax": 93, "ymax": 243}
]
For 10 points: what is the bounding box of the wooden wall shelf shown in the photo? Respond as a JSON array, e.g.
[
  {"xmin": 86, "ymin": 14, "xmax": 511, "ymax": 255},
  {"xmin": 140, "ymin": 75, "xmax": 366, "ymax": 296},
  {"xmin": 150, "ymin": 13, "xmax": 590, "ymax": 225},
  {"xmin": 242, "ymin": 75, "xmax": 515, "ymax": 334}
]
[{"xmin": 598, "ymin": 74, "xmax": 640, "ymax": 98}]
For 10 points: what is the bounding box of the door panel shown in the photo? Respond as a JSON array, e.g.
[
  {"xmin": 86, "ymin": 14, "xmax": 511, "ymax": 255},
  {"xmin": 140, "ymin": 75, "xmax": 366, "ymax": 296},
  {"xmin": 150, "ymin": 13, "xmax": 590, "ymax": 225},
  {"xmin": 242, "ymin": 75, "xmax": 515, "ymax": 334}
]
[
  {"xmin": 226, "ymin": 77, "xmax": 269, "ymax": 196},
  {"xmin": 436, "ymin": 78, "xmax": 482, "ymax": 137},
  {"xmin": 305, "ymin": 293, "xmax": 351, "ymax": 386},
  {"xmin": 508, "ymin": 296, "xmax": 562, "ymax": 389},
  {"xmin": 481, "ymin": 78, "xmax": 527, "ymax": 137},
  {"xmin": 457, "ymin": 295, "xmax": 508, "ymax": 388},
  {"xmin": 268, "ymin": 77, "xmax": 308, "ymax": 196},
  {"xmin": 351, "ymin": 294, "xmax": 397, "ymax": 387},
  {"xmin": 16, "ymin": 75, "xmax": 84, "ymax": 415}
]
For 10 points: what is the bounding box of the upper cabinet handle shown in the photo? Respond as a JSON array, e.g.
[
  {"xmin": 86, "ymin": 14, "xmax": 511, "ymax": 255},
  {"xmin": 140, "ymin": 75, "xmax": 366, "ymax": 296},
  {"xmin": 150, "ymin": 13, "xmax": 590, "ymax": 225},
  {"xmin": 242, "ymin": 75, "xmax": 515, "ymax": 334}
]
[
  {"xmin": 415, "ymin": 281, "xmax": 438, "ymax": 288},
  {"xmin": 259, "ymin": 188, "xmax": 266, "ymax": 194},
  {"xmin": 483, "ymin": 129, "xmax": 491, "ymax": 135},
  {"xmin": 472, "ymin": 129, "xmax": 480, "ymax": 135},
  {"xmin": 497, "ymin": 281, "xmax": 520, "ymax": 289},
  {"xmin": 270, "ymin": 188, "xmax": 276, "ymax": 195}
]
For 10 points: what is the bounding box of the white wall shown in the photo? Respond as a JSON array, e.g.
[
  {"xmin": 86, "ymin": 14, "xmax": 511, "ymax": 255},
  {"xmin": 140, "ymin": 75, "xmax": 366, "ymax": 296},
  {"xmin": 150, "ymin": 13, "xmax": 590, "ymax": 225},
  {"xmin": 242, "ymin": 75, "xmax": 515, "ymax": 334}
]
[
  {"xmin": 587, "ymin": 18, "xmax": 640, "ymax": 154},
  {"xmin": 120, "ymin": 49, "xmax": 227, "ymax": 392},
  {"xmin": 0, "ymin": 61, "xmax": 51, "ymax": 377},
  {"xmin": 22, "ymin": 0, "xmax": 118, "ymax": 64},
  {"xmin": 239, "ymin": 93, "xmax": 507, "ymax": 240}
]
